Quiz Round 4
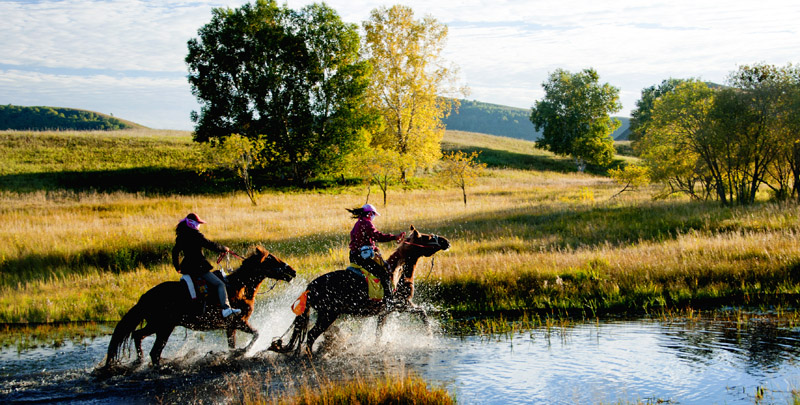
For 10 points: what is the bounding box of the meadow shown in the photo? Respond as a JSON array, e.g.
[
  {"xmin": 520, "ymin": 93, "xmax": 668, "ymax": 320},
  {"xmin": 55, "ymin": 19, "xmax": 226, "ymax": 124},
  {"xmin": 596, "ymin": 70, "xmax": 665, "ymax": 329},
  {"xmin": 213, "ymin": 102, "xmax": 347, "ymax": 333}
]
[{"xmin": 1, "ymin": 129, "xmax": 799, "ymax": 323}]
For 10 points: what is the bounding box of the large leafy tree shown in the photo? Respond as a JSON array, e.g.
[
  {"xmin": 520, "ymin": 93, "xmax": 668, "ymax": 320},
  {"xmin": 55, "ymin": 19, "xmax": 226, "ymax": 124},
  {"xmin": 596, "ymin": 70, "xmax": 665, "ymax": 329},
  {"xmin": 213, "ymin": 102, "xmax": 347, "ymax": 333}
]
[
  {"xmin": 186, "ymin": 0, "xmax": 374, "ymax": 183},
  {"xmin": 530, "ymin": 68, "xmax": 621, "ymax": 171},
  {"xmin": 362, "ymin": 5, "xmax": 463, "ymax": 181},
  {"xmin": 629, "ymin": 78, "xmax": 687, "ymax": 145}
]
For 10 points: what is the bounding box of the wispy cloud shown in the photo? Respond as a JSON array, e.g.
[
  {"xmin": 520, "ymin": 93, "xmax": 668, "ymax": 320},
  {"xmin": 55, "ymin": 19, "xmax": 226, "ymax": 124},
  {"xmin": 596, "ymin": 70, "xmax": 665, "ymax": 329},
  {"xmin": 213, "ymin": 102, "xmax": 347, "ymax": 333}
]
[{"xmin": 1, "ymin": 0, "xmax": 798, "ymax": 129}]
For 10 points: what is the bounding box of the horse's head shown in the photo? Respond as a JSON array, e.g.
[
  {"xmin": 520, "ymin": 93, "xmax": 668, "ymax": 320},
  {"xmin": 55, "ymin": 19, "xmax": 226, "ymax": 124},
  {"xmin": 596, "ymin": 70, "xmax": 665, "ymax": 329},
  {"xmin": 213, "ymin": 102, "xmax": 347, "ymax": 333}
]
[
  {"xmin": 402, "ymin": 225, "xmax": 450, "ymax": 257},
  {"xmin": 243, "ymin": 246, "xmax": 296, "ymax": 282}
]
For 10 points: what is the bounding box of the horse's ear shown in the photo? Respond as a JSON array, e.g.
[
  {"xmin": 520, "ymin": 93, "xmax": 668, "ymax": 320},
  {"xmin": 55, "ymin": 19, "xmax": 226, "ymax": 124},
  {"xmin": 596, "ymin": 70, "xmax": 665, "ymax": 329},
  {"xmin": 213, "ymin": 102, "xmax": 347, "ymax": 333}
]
[
  {"xmin": 409, "ymin": 225, "xmax": 419, "ymax": 237},
  {"xmin": 255, "ymin": 246, "xmax": 270, "ymax": 261},
  {"xmin": 409, "ymin": 225, "xmax": 416, "ymax": 232}
]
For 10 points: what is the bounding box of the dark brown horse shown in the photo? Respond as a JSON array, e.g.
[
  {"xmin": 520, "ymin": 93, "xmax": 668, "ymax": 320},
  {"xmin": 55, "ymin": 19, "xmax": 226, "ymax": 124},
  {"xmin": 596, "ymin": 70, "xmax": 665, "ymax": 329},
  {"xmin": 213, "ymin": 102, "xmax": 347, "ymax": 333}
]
[
  {"xmin": 269, "ymin": 226, "xmax": 449, "ymax": 355},
  {"xmin": 105, "ymin": 246, "xmax": 295, "ymax": 368}
]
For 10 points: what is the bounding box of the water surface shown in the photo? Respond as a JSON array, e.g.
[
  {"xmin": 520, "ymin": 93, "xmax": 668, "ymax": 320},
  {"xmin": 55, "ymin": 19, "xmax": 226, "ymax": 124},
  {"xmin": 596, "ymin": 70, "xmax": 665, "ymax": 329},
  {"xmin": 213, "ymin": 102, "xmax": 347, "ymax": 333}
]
[{"xmin": 2, "ymin": 312, "xmax": 799, "ymax": 404}]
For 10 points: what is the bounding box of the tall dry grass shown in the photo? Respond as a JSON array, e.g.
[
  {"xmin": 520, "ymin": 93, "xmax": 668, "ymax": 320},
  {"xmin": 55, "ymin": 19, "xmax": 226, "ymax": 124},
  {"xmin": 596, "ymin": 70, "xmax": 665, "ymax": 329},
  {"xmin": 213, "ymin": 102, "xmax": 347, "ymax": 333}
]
[{"xmin": 1, "ymin": 129, "xmax": 799, "ymax": 322}]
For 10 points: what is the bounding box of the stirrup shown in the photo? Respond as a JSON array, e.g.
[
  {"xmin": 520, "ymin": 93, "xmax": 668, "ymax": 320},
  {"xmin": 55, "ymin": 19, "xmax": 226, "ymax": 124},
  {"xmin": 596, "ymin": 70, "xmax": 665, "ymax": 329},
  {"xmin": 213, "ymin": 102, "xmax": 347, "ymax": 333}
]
[{"xmin": 222, "ymin": 308, "xmax": 241, "ymax": 318}]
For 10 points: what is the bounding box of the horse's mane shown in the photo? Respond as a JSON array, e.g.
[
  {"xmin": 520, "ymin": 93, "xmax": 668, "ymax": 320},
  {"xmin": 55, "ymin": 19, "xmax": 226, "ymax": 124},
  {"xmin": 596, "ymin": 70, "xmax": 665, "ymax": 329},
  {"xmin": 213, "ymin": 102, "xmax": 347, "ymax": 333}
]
[{"xmin": 225, "ymin": 246, "xmax": 270, "ymax": 288}]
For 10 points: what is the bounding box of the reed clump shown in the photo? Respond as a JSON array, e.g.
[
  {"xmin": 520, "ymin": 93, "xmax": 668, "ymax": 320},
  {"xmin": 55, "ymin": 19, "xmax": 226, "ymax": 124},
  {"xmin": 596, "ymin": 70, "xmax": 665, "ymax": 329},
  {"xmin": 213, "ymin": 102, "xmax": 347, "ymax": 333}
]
[
  {"xmin": 2, "ymin": 129, "xmax": 800, "ymax": 322},
  {"xmin": 267, "ymin": 372, "xmax": 454, "ymax": 405}
]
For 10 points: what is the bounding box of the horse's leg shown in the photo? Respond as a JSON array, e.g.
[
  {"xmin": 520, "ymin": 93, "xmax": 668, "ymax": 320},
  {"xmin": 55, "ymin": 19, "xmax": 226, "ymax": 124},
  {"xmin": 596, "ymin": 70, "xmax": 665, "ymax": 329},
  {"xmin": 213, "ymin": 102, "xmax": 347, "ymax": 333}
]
[
  {"xmin": 306, "ymin": 310, "xmax": 338, "ymax": 355},
  {"xmin": 132, "ymin": 323, "xmax": 158, "ymax": 364},
  {"xmin": 240, "ymin": 322, "xmax": 259, "ymax": 352},
  {"xmin": 226, "ymin": 329, "xmax": 237, "ymax": 349},
  {"xmin": 408, "ymin": 304, "xmax": 432, "ymax": 335},
  {"xmin": 149, "ymin": 325, "xmax": 175, "ymax": 367},
  {"xmin": 376, "ymin": 311, "xmax": 390, "ymax": 343},
  {"xmin": 227, "ymin": 321, "xmax": 259, "ymax": 352}
]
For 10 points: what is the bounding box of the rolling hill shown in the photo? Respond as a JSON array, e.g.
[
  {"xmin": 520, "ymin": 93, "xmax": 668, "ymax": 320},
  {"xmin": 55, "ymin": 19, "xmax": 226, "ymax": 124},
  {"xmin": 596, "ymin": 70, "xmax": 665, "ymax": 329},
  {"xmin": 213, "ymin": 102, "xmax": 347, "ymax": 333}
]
[
  {"xmin": 443, "ymin": 99, "xmax": 631, "ymax": 141},
  {"xmin": 0, "ymin": 105, "xmax": 141, "ymax": 131}
]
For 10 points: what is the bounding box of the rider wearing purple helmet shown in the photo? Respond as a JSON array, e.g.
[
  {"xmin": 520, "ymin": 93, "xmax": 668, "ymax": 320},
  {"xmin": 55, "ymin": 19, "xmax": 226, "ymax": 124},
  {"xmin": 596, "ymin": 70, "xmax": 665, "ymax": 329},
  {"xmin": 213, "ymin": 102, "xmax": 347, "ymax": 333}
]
[{"xmin": 347, "ymin": 204, "xmax": 404, "ymax": 308}]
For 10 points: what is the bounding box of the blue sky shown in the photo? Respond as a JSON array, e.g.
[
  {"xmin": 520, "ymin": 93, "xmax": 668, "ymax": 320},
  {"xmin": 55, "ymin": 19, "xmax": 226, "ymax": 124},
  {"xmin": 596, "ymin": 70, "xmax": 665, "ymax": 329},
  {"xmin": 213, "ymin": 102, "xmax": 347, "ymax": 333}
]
[{"xmin": 1, "ymin": 0, "xmax": 798, "ymax": 130}]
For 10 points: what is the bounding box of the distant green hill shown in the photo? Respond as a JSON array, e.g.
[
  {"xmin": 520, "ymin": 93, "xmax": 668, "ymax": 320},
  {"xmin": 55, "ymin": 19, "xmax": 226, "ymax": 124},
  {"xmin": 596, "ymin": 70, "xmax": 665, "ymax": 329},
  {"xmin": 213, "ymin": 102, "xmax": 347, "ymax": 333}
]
[
  {"xmin": 0, "ymin": 105, "xmax": 141, "ymax": 131},
  {"xmin": 444, "ymin": 99, "xmax": 630, "ymax": 141}
]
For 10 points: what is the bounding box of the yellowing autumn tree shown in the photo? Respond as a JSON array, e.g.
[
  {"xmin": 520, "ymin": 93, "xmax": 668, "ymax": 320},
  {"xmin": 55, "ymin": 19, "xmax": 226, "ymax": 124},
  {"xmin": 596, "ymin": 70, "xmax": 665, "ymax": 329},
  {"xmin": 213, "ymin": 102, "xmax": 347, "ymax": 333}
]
[
  {"xmin": 438, "ymin": 151, "xmax": 487, "ymax": 206},
  {"xmin": 363, "ymin": 5, "xmax": 464, "ymax": 181},
  {"xmin": 349, "ymin": 146, "xmax": 402, "ymax": 206}
]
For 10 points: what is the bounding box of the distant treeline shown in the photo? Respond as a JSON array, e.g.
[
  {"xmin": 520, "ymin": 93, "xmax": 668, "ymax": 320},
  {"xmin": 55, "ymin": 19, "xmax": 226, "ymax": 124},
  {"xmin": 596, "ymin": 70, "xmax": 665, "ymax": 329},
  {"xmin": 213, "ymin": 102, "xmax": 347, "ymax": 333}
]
[
  {"xmin": 443, "ymin": 99, "xmax": 630, "ymax": 141},
  {"xmin": 0, "ymin": 105, "xmax": 136, "ymax": 131}
]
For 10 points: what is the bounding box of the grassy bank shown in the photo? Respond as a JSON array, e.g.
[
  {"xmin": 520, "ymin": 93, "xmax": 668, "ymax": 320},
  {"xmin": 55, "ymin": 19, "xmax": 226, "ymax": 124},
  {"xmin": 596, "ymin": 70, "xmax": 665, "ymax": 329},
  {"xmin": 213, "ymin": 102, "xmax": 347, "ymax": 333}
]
[{"xmin": 1, "ymin": 129, "xmax": 799, "ymax": 323}]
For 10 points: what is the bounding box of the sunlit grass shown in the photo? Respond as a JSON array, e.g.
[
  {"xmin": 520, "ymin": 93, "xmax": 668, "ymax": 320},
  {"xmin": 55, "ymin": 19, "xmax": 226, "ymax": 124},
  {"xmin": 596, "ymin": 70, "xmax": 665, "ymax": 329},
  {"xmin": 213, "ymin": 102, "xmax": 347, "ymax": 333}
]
[{"xmin": 1, "ymin": 129, "xmax": 800, "ymax": 322}]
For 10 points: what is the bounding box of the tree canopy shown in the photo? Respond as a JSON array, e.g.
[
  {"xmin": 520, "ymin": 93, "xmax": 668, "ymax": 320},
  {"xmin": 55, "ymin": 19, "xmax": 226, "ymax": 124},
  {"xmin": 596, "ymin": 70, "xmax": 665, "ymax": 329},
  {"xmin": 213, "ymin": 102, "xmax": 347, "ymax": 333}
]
[
  {"xmin": 636, "ymin": 63, "xmax": 800, "ymax": 204},
  {"xmin": 363, "ymin": 5, "xmax": 463, "ymax": 181},
  {"xmin": 637, "ymin": 80, "xmax": 715, "ymax": 200},
  {"xmin": 529, "ymin": 68, "xmax": 621, "ymax": 171},
  {"xmin": 186, "ymin": 0, "xmax": 375, "ymax": 183},
  {"xmin": 628, "ymin": 78, "xmax": 687, "ymax": 143}
]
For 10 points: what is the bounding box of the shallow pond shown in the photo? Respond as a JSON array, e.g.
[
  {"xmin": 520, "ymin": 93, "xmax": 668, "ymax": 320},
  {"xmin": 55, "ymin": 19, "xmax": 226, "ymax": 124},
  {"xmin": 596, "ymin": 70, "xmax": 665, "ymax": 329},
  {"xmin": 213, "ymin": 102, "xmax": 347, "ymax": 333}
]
[{"xmin": 2, "ymin": 307, "xmax": 800, "ymax": 404}]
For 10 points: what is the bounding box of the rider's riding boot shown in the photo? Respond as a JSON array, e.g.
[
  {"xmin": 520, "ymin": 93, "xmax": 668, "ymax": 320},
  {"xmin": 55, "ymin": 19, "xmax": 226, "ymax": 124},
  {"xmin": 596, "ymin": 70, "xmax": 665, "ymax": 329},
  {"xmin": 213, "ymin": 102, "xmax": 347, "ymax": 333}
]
[{"xmin": 222, "ymin": 307, "xmax": 241, "ymax": 318}]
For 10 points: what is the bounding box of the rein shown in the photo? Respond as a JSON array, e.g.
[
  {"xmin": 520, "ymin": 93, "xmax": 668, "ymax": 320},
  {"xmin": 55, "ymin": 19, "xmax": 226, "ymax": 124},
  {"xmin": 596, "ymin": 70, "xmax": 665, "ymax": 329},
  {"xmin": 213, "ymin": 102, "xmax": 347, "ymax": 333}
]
[
  {"xmin": 215, "ymin": 250, "xmax": 281, "ymax": 294},
  {"xmin": 421, "ymin": 256, "xmax": 436, "ymax": 281},
  {"xmin": 216, "ymin": 250, "xmax": 245, "ymax": 264}
]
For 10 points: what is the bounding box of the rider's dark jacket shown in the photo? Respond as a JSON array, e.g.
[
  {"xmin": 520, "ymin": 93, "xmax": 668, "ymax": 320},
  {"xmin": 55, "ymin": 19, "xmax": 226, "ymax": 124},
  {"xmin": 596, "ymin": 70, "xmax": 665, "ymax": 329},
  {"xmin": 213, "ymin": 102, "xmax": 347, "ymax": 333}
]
[{"xmin": 172, "ymin": 223, "xmax": 226, "ymax": 276}]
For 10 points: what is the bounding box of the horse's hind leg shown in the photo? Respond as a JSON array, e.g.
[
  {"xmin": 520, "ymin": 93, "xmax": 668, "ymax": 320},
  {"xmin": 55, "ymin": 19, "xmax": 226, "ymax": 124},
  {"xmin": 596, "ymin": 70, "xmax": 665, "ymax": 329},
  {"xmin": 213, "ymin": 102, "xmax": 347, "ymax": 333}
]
[
  {"xmin": 306, "ymin": 311, "xmax": 338, "ymax": 355},
  {"xmin": 149, "ymin": 326, "xmax": 175, "ymax": 367},
  {"xmin": 132, "ymin": 323, "xmax": 158, "ymax": 364}
]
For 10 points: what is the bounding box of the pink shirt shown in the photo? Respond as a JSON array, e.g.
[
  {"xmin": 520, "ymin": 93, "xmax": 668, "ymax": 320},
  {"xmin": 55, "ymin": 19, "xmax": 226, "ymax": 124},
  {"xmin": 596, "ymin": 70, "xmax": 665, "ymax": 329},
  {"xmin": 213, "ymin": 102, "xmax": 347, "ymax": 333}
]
[{"xmin": 349, "ymin": 216, "xmax": 396, "ymax": 253}]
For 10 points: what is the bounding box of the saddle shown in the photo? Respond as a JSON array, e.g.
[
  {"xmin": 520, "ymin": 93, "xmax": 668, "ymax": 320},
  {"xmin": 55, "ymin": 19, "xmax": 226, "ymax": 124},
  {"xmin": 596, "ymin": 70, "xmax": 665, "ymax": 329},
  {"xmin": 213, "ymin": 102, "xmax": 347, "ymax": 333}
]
[
  {"xmin": 180, "ymin": 271, "xmax": 227, "ymax": 313},
  {"xmin": 347, "ymin": 264, "xmax": 384, "ymax": 302}
]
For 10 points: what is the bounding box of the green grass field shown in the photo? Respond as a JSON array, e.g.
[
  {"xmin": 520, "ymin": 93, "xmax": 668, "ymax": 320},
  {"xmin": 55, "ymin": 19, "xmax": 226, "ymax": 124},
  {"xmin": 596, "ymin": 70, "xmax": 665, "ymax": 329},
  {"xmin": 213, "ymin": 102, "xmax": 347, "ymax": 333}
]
[{"xmin": 1, "ymin": 129, "xmax": 799, "ymax": 323}]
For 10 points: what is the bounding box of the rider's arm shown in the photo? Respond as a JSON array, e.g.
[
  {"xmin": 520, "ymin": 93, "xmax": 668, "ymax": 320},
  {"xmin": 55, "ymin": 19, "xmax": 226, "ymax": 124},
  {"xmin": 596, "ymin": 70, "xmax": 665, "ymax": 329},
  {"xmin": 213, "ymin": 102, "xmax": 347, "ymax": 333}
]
[
  {"xmin": 171, "ymin": 244, "xmax": 181, "ymax": 272},
  {"xmin": 198, "ymin": 231, "xmax": 227, "ymax": 253},
  {"xmin": 365, "ymin": 220, "xmax": 398, "ymax": 243}
]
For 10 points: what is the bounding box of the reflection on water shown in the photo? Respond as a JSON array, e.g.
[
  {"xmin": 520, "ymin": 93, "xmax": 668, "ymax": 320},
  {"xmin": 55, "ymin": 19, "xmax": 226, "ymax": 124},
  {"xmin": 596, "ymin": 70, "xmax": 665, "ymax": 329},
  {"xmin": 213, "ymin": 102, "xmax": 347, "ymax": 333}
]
[
  {"xmin": 1, "ymin": 313, "xmax": 799, "ymax": 404},
  {"xmin": 411, "ymin": 318, "xmax": 800, "ymax": 404}
]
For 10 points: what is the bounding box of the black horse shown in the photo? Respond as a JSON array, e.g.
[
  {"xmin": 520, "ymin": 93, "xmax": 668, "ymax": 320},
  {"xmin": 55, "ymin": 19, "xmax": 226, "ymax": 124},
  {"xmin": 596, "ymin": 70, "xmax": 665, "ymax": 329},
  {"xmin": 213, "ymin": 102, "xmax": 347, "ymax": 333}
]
[
  {"xmin": 105, "ymin": 246, "xmax": 295, "ymax": 368},
  {"xmin": 269, "ymin": 226, "xmax": 449, "ymax": 355}
]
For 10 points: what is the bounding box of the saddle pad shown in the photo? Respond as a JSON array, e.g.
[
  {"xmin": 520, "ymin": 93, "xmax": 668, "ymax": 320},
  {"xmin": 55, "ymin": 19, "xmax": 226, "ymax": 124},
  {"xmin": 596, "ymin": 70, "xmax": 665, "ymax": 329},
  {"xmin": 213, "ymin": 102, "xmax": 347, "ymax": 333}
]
[{"xmin": 347, "ymin": 265, "xmax": 383, "ymax": 301}]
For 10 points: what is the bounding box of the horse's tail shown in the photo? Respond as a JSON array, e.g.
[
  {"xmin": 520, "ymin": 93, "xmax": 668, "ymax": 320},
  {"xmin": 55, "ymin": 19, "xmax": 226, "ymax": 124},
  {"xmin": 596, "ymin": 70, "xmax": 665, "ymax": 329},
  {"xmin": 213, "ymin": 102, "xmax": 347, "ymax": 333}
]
[
  {"xmin": 105, "ymin": 300, "xmax": 147, "ymax": 367},
  {"xmin": 269, "ymin": 290, "xmax": 310, "ymax": 355}
]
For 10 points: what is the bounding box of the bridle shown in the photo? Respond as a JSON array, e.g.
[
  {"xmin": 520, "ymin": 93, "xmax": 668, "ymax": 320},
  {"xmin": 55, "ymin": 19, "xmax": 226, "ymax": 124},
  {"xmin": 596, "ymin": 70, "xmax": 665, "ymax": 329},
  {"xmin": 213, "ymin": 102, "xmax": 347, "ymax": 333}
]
[
  {"xmin": 402, "ymin": 234, "xmax": 443, "ymax": 250},
  {"xmin": 401, "ymin": 234, "xmax": 443, "ymax": 280}
]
